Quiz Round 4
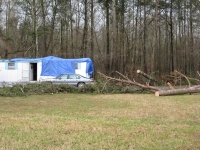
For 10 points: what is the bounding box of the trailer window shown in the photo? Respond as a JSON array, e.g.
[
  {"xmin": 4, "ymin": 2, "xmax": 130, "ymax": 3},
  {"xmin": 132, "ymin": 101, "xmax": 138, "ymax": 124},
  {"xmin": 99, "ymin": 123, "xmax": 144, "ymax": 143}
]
[
  {"xmin": 8, "ymin": 63, "xmax": 15, "ymax": 70},
  {"xmin": 75, "ymin": 62, "xmax": 81, "ymax": 70}
]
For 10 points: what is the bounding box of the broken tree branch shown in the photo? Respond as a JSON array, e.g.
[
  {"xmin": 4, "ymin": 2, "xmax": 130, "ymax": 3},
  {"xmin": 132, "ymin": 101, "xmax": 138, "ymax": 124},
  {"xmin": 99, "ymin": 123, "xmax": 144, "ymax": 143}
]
[
  {"xmin": 115, "ymin": 71, "xmax": 133, "ymax": 82},
  {"xmin": 174, "ymin": 70, "xmax": 191, "ymax": 87},
  {"xmin": 197, "ymin": 71, "xmax": 200, "ymax": 77},
  {"xmin": 137, "ymin": 70, "xmax": 157, "ymax": 83},
  {"xmin": 101, "ymin": 78, "xmax": 111, "ymax": 93},
  {"xmin": 98, "ymin": 71, "xmax": 161, "ymax": 92},
  {"xmin": 167, "ymin": 82, "xmax": 174, "ymax": 90},
  {"xmin": 98, "ymin": 70, "xmax": 200, "ymax": 96}
]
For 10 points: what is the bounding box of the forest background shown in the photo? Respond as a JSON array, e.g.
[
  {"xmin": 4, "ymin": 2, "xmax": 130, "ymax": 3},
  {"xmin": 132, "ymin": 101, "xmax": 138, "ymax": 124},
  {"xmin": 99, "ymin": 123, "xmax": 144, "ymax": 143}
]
[{"xmin": 0, "ymin": 0, "xmax": 200, "ymax": 78}]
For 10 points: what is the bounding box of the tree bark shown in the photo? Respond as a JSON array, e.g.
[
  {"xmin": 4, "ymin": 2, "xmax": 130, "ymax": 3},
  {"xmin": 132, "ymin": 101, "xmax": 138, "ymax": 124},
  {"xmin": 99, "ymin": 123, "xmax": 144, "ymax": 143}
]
[
  {"xmin": 41, "ymin": 0, "xmax": 47, "ymax": 57},
  {"xmin": 133, "ymin": 0, "xmax": 138, "ymax": 67},
  {"xmin": 151, "ymin": 0, "xmax": 159, "ymax": 73},
  {"xmin": 170, "ymin": 0, "xmax": 174, "ymax": 72},
  {"xmin": 47, "ymin": 0, "xmax": 57, "ymax": 55},
  {"xmin": 112, "ymin": 0, "xmax": 117, "ymax": 71},
  {"xmin": 81, "ymin": 0, "xmax": 88, "ymax": 57},
  {"xmin": 189, "ymin": 0, "xmax": 194, "ymax": 74},
  {"xmin": 90, "ymin": 0, "xmax": 94, "ymax": 60},
  {"xmin": 137, "ymin": 70, "xmax": 157, "ymax": 83},
  {"xmin": 32, "ymin": 0, "xmax": 38, "ymax": 57},
  {"xmin": 70, "ymin": 0, "xmax": 74, "ymax": 57},
  {"xmin": 75, "ymin": 0, "xmax": 80, "ymax": 58},
  {"xmin": 142, "ymin": 0, "xmax": 147, "ymax": 73},
  {"xmin": 155, "ymin": 87, "xmax": 200, "ymax": 96},
  {"xmin": 106, "ymin": 1, "xmax": 110, "ymax": 73}
]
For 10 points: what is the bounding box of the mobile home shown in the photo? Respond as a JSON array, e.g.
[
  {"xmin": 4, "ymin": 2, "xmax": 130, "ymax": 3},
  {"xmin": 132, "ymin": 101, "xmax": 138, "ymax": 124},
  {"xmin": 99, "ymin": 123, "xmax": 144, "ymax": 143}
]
[{"xmin": 0, "ymin": 56, "xmax": 94, "ymax": 86}]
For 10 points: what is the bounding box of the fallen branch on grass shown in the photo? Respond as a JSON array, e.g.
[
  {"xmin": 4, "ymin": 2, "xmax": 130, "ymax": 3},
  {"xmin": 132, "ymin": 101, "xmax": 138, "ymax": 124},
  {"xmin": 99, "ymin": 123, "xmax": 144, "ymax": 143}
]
[
  {"xmin": 98, "ymin": 70, "xmax": 200, "ymax": 96},
  {"xmin": 98, "ymin": 71, "xmax": 161, "ymax": 93}
]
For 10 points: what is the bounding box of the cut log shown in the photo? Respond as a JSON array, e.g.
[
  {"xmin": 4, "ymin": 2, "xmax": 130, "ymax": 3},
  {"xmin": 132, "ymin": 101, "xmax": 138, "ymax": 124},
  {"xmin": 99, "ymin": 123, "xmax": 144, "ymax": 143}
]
[
  {"xmin": 167, "ymin": 82, "xmax": 174, "ymax": 90},
  {"xmin": 197, "ymin": 71, "xmax": 200, "ymax": 77},
  {"xmin": 155, "ymin": 87, "xmax": 200, "ymax": 96},
  {"xmin": 98, "ymin": 71, "xmax": 200, "ymax": 96},
  {"xmin": 137, "ymin": 70, "xmax": 157, "ymax": 83}
]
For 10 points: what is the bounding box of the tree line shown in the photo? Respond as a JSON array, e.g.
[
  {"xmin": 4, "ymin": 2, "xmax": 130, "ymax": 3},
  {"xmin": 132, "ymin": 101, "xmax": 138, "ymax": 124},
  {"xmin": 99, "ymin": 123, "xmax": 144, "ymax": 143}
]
[{"xmin": 0, "ymin": 0, "xmax": 200, "ymax": 77}]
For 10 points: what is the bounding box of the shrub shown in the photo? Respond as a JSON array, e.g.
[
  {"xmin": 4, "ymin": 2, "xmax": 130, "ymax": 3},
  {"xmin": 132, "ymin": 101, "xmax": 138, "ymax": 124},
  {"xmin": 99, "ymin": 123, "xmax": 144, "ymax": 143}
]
[{"xmin": 0, "ymin": 80, "xmax": 143, "ymax": 97}]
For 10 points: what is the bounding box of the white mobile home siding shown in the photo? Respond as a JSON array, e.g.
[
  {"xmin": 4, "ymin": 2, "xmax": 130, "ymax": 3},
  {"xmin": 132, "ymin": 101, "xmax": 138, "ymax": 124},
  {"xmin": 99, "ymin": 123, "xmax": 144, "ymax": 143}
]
[
  {"xmin": 75, "ymin": 62, "xmax": 88, "ymax": 78},
  {"xmin": 0, "ymin": 61, "xmax": 42, "ymax": 82},
  {"xmin": 0, "ymin": 57, "xmax": 92, "ymax": 84}
]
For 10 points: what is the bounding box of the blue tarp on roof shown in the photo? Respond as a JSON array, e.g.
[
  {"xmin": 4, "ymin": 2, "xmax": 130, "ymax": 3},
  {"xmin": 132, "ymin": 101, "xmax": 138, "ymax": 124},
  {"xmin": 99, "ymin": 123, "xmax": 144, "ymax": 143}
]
[{"xmin": 11, "ymin": 56, "xmax": 94, "ymax": 77}]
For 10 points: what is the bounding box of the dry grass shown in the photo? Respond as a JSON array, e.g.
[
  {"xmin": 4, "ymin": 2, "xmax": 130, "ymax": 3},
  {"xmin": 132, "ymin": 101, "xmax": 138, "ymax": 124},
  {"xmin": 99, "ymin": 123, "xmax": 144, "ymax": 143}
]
[{"xmin": 0, "ymin": 94, "xmax": 200, "ymax": 150}]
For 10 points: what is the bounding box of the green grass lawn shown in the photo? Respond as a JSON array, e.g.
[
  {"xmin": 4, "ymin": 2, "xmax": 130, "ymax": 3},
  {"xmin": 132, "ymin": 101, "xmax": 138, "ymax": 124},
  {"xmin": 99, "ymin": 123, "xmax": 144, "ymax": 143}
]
[{"xmin": 0, "ymin": 93, "xmax": 199, "ymax": 150}]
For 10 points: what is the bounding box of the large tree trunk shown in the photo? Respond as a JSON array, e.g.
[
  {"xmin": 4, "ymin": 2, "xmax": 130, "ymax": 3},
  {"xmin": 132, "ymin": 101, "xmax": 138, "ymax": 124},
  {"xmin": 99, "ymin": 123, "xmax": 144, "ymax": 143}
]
[
  {"xmin": 133, "ymin": 0, "xmax": 138, "ymax": 67},
  {"xmin": 189, "ymin": 0, "xmax": 194, "ymax": 75},
  {"xmin": 155, "ymin": 87, "xmax": 200, "ymax": 96},
  {"xmin": 70, "ymin": 0, "xmax": 74, "ymax": 58},
  {"xmin": 90, "ymin": 0, "xmax": 94, "ymax": 60},
  {"xmin": 47, "ymin": 0, "xmax": 57, "ymax": 55},
  {"xmin": 170, "ymin": 0, "xmax": 174, "ymax": 72},
  {"xmin": 143, "ymin": 1, "xmax": 147, "ymax": 73},
  {"xmin": 112, "ymin": 0, "xmax": 117, "ymax": 72},
  {"xmin": 32, "ymin": 0, "xmax": 38, "ymax": 57},
  {"xmin": 81, "ymin": 0, "xmax": 88, "ymax": 57},
  {"xmin": 106, "ymin": 1, "xmax": 110, "ymax": 73},
  {"xmin": 99, "ymin": 69, "xmax": 200, "ymax": 96},
  {"xmin": 151, "ymin": 0, "xmax": 159, "ymax": 73},
  {"xmin": 41, "ymin": 0, "xmax": 47, "ymax": 57}
]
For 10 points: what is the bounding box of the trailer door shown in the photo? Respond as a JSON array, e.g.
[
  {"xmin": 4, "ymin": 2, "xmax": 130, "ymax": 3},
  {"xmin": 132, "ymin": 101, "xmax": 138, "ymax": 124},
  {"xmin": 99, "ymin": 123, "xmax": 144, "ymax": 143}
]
[
  {"xmin": 30, "ymin": 63, "xmax": 37, "ymax": 81},
  {"xmin": 22, "ymin": 63, "xmax": 29, "ymax": 81}
]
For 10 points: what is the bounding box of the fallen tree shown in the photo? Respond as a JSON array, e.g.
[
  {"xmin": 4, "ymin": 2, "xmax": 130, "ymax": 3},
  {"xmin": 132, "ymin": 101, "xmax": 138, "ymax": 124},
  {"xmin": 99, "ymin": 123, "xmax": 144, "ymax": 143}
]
[
  {"xmin": 98, "ymin": 70, "xmax": 200, "ymax": 96},
  {"xmin": 155, "ymin": 86, "xmax": 200, "ymax": 96},
  {"xmin": 98, "ymin": 71, "xmax": 160, "ymax": 93}
]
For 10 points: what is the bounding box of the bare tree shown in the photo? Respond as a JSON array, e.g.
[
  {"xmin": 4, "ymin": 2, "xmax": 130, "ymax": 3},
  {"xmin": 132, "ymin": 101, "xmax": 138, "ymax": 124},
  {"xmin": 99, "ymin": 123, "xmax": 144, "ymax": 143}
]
[
  {"xmin": 32, "ymin": 0, "xmax": 38, "ymax": 57},
  {"xmin": 0, "ymin": 0, "xmax": 200, "ymax": 78},
  {"xmin": 151, "ymin": 0, "xmax": 159, "ymax": 73},
  {"xmin": 81, "ymin": 0, "xmax": 88, "ymax": 57},
  {"xmin": 40, "ymin": 0, "xmax": 47, "ymax": 56},
  {"xmin": 90, "ymin": 0, "xmax": 94, "ymax": 60}
]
